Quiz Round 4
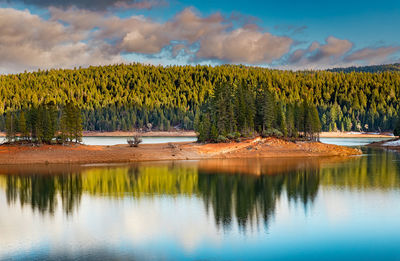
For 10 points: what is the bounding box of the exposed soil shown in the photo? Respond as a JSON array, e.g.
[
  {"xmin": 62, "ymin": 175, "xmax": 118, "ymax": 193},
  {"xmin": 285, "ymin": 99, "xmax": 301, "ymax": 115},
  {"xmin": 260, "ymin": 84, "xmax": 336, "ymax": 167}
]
[{"xmin": 0, "ymin": 137, "xmax": 361, "ymax": 165}]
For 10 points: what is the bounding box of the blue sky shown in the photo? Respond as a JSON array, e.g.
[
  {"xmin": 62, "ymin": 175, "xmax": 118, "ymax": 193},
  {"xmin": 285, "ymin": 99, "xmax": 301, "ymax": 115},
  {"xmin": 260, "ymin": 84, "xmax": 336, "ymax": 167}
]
[{"xmin": 0, "ymin": 0, "xmax": 399, "ymax": 73}]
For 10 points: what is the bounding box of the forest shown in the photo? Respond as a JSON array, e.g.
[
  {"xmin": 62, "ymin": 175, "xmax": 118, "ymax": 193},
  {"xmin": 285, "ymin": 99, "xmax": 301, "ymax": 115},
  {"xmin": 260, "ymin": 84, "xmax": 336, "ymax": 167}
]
[
  {"xmin": 328, "ymin": 63, "xmax": 400, "ymax": 73},
  {"xmin": 195, "ymin": 80, "xmax": 321, "ymax": 142},
  {"xmin": 0, "ymin": 63, "xmax": 399, "ymax": 133},
  {"xmin": 5, "ymin": 103, "xmax": 83, "ymax": 144}
]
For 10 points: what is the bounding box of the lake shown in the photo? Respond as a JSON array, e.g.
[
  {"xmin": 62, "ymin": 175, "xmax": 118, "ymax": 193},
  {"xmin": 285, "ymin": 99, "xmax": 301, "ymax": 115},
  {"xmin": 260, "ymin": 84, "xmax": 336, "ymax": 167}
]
[
  {"xmin": 0, "ymin": 138, "xmax": 400, "ymax": 260},
  {"xmin": 0, "ymin": 136, "xmax": 391, "ymax": 146}
]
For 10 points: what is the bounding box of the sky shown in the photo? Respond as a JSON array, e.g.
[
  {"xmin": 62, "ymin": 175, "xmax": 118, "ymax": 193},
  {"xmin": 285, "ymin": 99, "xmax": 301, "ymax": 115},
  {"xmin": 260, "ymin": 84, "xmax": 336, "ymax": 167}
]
[{"xmin": 0, "ymin": 0, "xmax": 399, "ymax": 74}]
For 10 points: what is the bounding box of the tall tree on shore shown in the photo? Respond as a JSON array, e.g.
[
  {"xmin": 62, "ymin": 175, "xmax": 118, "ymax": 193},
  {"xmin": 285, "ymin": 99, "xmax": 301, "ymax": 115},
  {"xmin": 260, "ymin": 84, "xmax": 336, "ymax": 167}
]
[
  {"xmin": 60, "ymin": 103, "xmax": 83, "ymax": 143},
  {"xmin": 18, "ymin": 111, "xmax": 29, "ymax": 140},
  {"xmin": 394, "ymin": 116, "xmax": 400, "ymax": 137},
  {"xmin": 72, "ymin": 105, "xmax": 83, "ymax": 143},
  {"xmin": 5, "ymin": 111, "xmax": 15, "ymax": 142},
  {"xmin": 310, "ymin": 105, "xmax": 322, "ymax": 141},
  {"xmin": 255, "ymin": 87, "xmax": 275, "ymax": 132}
]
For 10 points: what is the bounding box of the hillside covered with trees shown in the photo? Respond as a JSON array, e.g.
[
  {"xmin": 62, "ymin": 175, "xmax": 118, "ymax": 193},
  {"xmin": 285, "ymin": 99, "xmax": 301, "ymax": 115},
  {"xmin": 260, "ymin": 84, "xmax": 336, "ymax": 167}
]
[
  {"xmin": 0, "ymin": 63, "xmax": 399, "ymax": 133},
  {"xmin": 328, "ymin": 63, "xmax": 400, "ymax": 73}
]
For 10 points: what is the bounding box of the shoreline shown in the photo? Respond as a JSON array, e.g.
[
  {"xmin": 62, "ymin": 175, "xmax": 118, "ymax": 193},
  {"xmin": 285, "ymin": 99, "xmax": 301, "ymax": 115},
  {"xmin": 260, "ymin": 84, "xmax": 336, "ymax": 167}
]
[
  {"xmin": 319, "ymin": 132, "xmax": 393, "ymax": 138},
  {"xmin": 0, "ymin": 131, "xmax": 393, "ymax": 138},
  {"xmin": 367, "ymin": 138, "xmax": 400, "ymax": 152},
  {"xmin": 0, "ymin": 137, "xmax": 361, "ymax": 165}
]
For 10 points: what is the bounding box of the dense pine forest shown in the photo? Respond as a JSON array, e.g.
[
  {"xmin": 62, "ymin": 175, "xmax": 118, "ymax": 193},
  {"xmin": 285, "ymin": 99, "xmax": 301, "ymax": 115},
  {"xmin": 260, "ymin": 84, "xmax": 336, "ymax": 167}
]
[
  {"xmin": 5, "ymin": 103, "xmax": 83, "ymax": 144},
  {"xmin": 328, "ymin": 63, "xmax": 400, "ymax": 73},
  {"xmin": 195, "ymin": 80, "xmax": 321, "ymax": 142},
  {"xmin": 0, "ymin": 63, "xmax": 400, "ymax": 133}
]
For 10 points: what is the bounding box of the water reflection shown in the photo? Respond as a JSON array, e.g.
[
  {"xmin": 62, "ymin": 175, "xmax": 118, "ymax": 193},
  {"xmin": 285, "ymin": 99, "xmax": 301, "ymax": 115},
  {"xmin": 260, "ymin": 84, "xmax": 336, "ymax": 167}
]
[{"xmin": 1, "ymin": 149, "xmax": 399, "ymax": 230}]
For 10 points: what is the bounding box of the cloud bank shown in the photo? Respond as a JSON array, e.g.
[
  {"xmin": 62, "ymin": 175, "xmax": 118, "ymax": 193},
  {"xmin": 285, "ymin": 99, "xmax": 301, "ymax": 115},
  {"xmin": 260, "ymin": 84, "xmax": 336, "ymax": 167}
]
[
  {"xmin": 1, "ymin": 0, "xmax": 165, "ymax": 10},
  {"xmin": 0, "ymin": 3, "xmax": 399, "ymax": 73}
]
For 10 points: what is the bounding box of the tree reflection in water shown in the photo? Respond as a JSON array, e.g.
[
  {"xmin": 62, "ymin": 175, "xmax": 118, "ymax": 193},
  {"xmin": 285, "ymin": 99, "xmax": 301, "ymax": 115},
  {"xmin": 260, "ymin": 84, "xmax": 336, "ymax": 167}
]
[{"xmin": 0, "ymin": 148, "xmax": 399, "ymax": 231}]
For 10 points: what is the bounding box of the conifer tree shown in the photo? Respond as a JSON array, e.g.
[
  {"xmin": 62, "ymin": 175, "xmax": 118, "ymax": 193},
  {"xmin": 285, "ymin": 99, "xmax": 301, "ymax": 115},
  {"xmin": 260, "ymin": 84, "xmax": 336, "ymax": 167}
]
[
  {"xmin": 5, "ymin": 111, "xmax": 15, "ymax": 142},
  {"xmin": 311, "ymin": 105, "xmax": 322, "ymax": 141},
  {"xmin": 72, "ymin": 105, "xmax": 83, "ymax": 143},
  {"xmin": 394, "ymin": 116, "xmax": 400, "ymax": 137},
  {"xmin": 18, "ymin": 111, "xmax": 29, "ymax": 140},
  {"xmin": 261, "ymin": 89, "xmax": 275, "ymax": 131}
]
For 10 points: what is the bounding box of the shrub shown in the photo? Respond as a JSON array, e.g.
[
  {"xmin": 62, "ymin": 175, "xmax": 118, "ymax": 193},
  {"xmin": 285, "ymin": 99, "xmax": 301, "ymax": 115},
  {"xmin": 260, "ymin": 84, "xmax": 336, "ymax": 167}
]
[
  {"xmin": 233, "ymin": 132, "xmax": 241, "ymax": 139},
  {"xmin": 261, "ymin": 129, "xmax": 283, "ymax": 138},
  {"xmin": 128, "ymin": 135, "xmax": 143, "ymax": 147},
  {"xmin": 216, "ymin": 135, "xmax": 228, "ymax": 143},
  {"xmin": 226, "ymin": 133, "xmax": 235, "ymax": 140}
]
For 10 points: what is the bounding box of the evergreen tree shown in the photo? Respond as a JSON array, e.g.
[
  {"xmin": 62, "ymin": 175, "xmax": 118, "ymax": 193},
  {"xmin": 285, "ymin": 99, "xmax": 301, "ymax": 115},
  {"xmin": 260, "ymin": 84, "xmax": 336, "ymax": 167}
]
[
  {"xmin": 18, "ymin": 111, "xmax": 29, "ymax": 140},
  {"xmin": 5, "ymin": 111, "xmax": 15, "ymax": 142},
  {"xmin": 394, "ymin": 116, "xmax": 400, "ymax": 137},
  {"xmin": 311, "ymin": 105, "xmax": 322, "ymax": 141},
  {"xmin": 261, "ymin": 89, "xmax": 275, "ymax": 131},
  {"xmin": 72, "ymin": 106, "xmax": 83, "ymax": 143}
]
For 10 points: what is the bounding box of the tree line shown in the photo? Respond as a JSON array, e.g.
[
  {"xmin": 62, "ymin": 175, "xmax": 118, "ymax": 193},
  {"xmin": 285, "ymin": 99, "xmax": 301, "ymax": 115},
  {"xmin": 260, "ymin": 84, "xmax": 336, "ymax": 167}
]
[
  {"xmin": 5, "ymin": 103, "xmax": 82, "ymax": 144},
  {"xmin": 328, "ymin": 63, "xmax": 400, "ymax": 73},
  {"xmin": 195, "ymin": 80, "xmax": 321, "ymax": 142},
  {"xmin": 0, "ymin": 63, "xmax": 399, "ymax": 133}
]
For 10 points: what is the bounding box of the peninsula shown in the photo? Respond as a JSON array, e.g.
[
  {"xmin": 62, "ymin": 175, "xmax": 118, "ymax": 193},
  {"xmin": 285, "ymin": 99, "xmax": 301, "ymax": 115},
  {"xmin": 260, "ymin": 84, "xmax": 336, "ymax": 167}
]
[{"xmin": 0, "ymin": 137, "xmax": 361, "ymax": 165}]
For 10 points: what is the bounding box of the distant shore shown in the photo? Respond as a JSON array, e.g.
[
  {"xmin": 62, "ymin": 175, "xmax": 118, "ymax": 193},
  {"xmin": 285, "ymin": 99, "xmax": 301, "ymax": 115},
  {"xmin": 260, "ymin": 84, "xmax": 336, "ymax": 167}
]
[
  {"xmin": 0, "ymin": 131, "xmax": 393, "ymax": 138},
  {"xmin": 0, "ymin": 137, "xmax": 361, "ymax": 165},
  {"xmin": 319, "ymin": 132, "xmax": 393, "ymax": 138},
  {"xmin": 367, "ymin": 138, "xmax": 400, "ymax": 152}
]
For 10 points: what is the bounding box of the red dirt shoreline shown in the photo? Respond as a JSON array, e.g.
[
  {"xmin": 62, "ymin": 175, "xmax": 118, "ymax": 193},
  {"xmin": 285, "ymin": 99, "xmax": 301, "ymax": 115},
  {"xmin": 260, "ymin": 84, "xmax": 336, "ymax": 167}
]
[{"xmin": 0, "ymin": 137, "xmax": 361, "ymax": 165}]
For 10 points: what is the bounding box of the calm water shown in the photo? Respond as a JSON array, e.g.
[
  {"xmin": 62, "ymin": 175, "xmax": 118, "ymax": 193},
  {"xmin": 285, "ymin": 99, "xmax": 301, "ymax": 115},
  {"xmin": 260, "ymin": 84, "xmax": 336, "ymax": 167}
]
[
  {"xmin": 1, "ymin": 136, "xmax": 391, "ymax": 146},
  {"xmin": 82, "ymin": 136, "xmax": 197, "ymax": 146},
  {"xmin": 320, "ymin": 137, "xmax": 392, "ymax": 146},
  {"xmin": 1, "ymin": 139, "xmax": 400, "ymax": 260},
  {"xmin": 86, "ymin": 136, "xmax": 392, "ymax": 146}
]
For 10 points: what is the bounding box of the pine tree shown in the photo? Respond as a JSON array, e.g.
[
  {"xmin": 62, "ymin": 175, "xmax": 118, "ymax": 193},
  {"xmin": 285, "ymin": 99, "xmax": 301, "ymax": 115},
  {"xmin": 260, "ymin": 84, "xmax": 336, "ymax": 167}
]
[
  {"xmin": 72, "ymin": 106, "xmax": 83, "ymax": 143},
  {"xmin": 276, "ymin": 103, "xmax": 287, "ymax": 137},
  {"xmin": 286, "ymin": 104, "xmax": 296, "ymax": 137},
  {"xmin": 394, "ymin": 116, "xmax": 400, "ymax": 137},
  {"xmin": 262, "ymin": 89, "xmax": 275, "ymax": 131},
  {"xmin": 18, "ymin": 111, "xmax": 29, "ymax": 140},
  {"xmin": 5, "ymin": 111, "xmax": 15, "ymax": 143},
  {"xmin": 311, "ymin": 105, "xmax": 321, "ymax": 141},
  {"xmin": 60, "ymin": 105, "xmax": 69, "ymax": 144}
]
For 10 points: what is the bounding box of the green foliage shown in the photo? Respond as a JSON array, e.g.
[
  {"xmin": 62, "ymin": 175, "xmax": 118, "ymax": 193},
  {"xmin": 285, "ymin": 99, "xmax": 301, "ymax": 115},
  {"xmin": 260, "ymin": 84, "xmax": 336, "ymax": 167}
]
[
  {"xmin": 5, "ymin": 103, "xmax": 82, "ymax": 145},
  {"xmin": 197, "ymin": 81, "xmax": 320, "ymax": 142},
  {"xmin": 261, "ymin": 129, "xmax": 283, "ymax": 138},
  {"xmin": 5, "ymin": 111, "xmax": 16, "ymax": 142},
  {"xmin": 0, "ymin": 63, "xmax": 399, "ymax": 133},
  {"xmin": 216, "ymin": 135, "xmax": 228, "ymax": 143},
  {"xmin": 18, "ymin": 111, "xmax": 29, "ymax": 140},
  {"xmin": 328, "ymin": 63, "xmax": 400, "ymax": 73},
  {"xmin": 394, "ymin": 117, "xmax": 400, "ymax": 137}
]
